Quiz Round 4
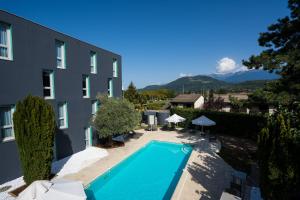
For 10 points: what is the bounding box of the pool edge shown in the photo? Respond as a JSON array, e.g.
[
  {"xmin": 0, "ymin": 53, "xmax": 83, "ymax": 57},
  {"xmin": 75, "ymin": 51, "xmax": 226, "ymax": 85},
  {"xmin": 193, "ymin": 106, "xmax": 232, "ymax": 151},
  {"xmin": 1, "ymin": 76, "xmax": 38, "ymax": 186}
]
[
  {"xmin": 170, "ymin": 148, "xmax": 196, "ymax": 200},
  {"xmin": 85, "ymin": 140, "xmax": 193, "ymax": 199}
]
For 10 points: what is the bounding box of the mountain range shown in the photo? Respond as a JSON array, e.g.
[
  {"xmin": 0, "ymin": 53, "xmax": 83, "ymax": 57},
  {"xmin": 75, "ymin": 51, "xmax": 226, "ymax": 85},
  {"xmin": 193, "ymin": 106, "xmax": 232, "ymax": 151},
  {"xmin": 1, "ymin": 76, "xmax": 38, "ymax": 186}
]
[
  {"xmin": 141, "ymin": 70, "xmax": 279, "ymax": 92},
  {"xmin": 210, "ymin": 70, "xmax": 279, "ymax": 83}
]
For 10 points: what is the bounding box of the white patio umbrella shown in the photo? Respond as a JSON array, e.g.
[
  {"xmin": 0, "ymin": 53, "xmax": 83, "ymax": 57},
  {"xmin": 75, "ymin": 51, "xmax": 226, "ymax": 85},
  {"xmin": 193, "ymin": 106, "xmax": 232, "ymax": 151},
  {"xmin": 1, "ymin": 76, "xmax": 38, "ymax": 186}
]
[
  {"xmin": 17, "ymin": 179, "xmax": 86, "ymax": 200},
  {"xmin": 165, "ymin": 114, "xmax": 185, "ymax": 126},
  {"xmin": 192, "ymin": 115, "xmax": 216, "ymax": 132}
]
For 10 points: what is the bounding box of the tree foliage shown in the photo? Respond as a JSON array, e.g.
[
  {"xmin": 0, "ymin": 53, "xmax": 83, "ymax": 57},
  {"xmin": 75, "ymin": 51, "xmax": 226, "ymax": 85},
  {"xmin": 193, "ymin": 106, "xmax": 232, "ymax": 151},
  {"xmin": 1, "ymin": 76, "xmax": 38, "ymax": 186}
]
[
  {"xmin": 13, "ymin": 95, "xmax": 55, "ymax": 184},
  {"xmin": 258, "ymin": 108, "xmax": 300, "ymax": 199},
  {"xmin": 124, "ymin": 82, "xmax": 147, "ymax": 110},
  {"xmin": 243, "ymin": 1, "xmax": 300, "ymax": 198},
  {"xmin": 171, "ymin": 107, "xmax": 265, "ymax": 140},
  {"xmin": 124, "ymin": 82, "xmax": 175, "ymax": 110},
  {"xmin": 243, "ymin": 0, "xmax": 300, "ymax": 105},
  {"xmin": 92, "ymin": 95, "xmax": 141, "ymax": 140},
  {"xmin": 229, "ymin": 95, "xmax": 245, "ymax": 113},
  {"xmin": 140, "ymin": 89, "xmax": 175, "ymax": 101},
  {"xmin": 124, "ymin": 82, "xmax": 140, "ymax": 105},
  {"xmin": 203, "ymin": 90, "xmax": 226, "ymax": 111}
]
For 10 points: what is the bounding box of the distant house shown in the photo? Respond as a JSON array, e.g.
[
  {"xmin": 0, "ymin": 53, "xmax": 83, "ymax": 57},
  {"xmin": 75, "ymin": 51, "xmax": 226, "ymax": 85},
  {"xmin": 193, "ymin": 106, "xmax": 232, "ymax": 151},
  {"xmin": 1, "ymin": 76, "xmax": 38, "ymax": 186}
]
[
  {"xmin": 170, "ymin": 94, "xmax": 204, "ymax": 109},
  {"xmin": 214, "ymin": 93, "xmax": 248, "ymax": 112}
]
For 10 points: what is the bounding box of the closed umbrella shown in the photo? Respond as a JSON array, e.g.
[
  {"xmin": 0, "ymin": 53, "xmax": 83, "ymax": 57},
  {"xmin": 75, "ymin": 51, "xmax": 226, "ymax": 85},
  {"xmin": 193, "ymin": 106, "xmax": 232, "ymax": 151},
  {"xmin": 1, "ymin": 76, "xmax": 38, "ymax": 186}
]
[
  {"xmin": 192, "ymin": 115, "xmax": 216, "ymax": 132},
  {"xmin": 17, "ymin": 179, "xmax": 86, "ymax": 200}
]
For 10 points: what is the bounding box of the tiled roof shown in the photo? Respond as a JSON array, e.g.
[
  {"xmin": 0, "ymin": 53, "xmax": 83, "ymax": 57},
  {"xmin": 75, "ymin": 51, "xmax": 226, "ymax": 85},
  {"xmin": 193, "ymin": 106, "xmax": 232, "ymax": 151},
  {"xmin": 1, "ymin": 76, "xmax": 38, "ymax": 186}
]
[
  {"xmin": 214, "ymin": 93, "xmax": 248, "ymax": 103},
  {"xmin": 170, "ymin": 94, "xmax": 203, "ymax": 103}
]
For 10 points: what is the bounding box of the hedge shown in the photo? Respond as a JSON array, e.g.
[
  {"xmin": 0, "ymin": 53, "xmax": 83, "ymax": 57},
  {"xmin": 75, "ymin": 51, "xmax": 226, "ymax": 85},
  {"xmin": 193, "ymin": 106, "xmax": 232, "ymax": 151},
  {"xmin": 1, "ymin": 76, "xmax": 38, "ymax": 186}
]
[{"xmin": 171, "ymin": 108, "xmax": 266, "ymax": 140}]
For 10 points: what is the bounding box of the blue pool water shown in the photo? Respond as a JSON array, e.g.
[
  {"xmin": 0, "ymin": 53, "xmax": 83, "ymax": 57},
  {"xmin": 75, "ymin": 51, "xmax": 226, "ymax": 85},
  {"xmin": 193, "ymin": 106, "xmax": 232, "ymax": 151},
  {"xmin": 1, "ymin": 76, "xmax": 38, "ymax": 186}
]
[{"xmin": 85, "ymin": 140, "xmax": 192, "ymax": 200}]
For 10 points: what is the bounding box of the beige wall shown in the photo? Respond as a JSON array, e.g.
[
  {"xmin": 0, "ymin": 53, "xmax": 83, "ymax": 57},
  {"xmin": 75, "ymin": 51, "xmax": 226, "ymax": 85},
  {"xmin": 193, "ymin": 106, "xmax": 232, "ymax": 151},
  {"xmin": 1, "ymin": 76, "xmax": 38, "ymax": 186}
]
[{"xmin": 194, "ymin": 96, "xmax": 205, "ymax": 109}]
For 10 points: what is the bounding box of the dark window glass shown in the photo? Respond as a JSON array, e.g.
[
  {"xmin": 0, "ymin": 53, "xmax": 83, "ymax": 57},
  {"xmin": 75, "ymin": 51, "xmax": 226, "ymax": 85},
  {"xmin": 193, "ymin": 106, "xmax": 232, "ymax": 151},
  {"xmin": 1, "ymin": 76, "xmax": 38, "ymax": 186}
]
[
  {"xmin": 43, "ymin": 89, "xmax": 51, "ymax": 97},
  {"xmin": 82, "ymin": 79, "xmax": 86, "ymax": 88},
  {"xmin": 43, "ymin": 72, "xmax": 50, "ymax": 87}
]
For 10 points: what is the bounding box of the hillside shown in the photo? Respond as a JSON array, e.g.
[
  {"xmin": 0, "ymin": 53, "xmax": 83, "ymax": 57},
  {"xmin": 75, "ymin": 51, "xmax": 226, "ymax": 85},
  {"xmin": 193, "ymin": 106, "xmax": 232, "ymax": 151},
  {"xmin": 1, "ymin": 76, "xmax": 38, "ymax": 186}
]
[
  {"xmin": 210, "ymin": 70, "xmax": 279, "ymax": 83},
  {"xmin": 142, "ymin": 75, "xmax": 230, "ymax": 92},
  {"xmin": 141, "ymin": 75, "xmax": 273, "ymax": 92}
]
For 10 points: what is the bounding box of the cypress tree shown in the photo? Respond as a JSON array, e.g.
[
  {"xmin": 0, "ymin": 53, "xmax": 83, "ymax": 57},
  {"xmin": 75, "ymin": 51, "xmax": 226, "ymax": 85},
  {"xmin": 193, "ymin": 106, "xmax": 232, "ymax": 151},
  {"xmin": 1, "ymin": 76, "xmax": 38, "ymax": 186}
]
[{"xmin": 13, "ymin": 95, "xmax": 55, "ymax": 184}]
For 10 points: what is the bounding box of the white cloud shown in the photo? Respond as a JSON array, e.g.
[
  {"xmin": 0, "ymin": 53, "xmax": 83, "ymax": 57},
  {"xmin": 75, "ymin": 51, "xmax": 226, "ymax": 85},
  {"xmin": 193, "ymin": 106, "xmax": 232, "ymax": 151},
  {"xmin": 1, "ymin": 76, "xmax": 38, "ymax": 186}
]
[
  {"xmin": 179, "ymin": 73, "xmax": 192, "ymax": 77},
  {"xmin": 216, "ymin": 57, "xmax": 248, "ymax": 74},
  {"xmin": 216, "ymin": 57, "xmax": 237, "ymax": 74}
]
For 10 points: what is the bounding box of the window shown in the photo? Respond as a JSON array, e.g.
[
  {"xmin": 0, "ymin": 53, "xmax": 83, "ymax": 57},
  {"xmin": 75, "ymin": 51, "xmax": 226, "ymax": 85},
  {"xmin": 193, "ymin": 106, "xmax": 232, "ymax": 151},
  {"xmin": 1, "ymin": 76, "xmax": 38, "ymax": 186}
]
[
  {"xmin": 56, "ymin": 40, "xmax": 66, "ymax": 69},
  {"xmin": 58, "ymin": 102, "xmax": 68, "ymax": 129},
  {"xmin": 84, "ymin": 126, "xmax": 92, "ymax": 148},
  {"xmin": 113, "ymin": 59, "xmax": 118, "ymax": 77},
  {"xmin": 0, "ymin": 106, "xmax": 15, "ymax": 141},
  {"xmin": 108, "ymin": 78, "xmax": 113, "ymax": 97},
  {"xmin": 43, "ymin": 70, "xmax": 55, "ymax": 99},
  {"xmin": 0, "ymin": 22, "xmax": 13, "ymax": 60},
  {"xmin": 90, "ymin": 51, "xmax": 97, "ymax": 74},
  {"xmin": 82, "ymin": 75, "xmax": 90, "ymax": 98},
  {"xmin": 92, "ymin": 100, "xmax": 99, "ymax": 116}
]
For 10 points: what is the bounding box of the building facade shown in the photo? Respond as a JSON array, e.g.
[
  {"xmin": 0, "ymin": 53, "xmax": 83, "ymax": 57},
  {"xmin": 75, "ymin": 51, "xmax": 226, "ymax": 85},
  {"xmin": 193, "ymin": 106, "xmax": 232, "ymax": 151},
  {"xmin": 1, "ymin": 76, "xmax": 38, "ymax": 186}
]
[
  {"xmin": 0, "ymin": 10, "xmax": 122, "ymax": 183},
  {"xmin": 170, "ymin": 94, "xmax": 204, "ymax": 109}
]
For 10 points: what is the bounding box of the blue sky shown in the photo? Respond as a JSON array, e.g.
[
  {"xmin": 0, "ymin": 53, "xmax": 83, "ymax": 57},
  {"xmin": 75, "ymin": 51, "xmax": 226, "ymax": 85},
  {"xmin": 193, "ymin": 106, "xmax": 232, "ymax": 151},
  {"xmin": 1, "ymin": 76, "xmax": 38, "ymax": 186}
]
[{"xmin": 0, "ymin": 0, "xmax": 289, "ymax": 88}]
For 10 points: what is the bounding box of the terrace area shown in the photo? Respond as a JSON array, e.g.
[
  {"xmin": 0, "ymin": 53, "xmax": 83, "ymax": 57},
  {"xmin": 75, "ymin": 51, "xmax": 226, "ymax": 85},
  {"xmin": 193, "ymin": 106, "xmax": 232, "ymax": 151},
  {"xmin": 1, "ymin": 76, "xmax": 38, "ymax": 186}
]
[{"xmin": 64, "ymin": 128, "xmax": 233, "ymax": 200}]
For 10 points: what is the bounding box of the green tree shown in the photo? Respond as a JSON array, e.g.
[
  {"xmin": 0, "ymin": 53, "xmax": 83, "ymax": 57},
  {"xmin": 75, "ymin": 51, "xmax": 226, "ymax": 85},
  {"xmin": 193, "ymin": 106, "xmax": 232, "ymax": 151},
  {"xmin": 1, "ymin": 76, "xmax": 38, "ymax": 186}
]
[
  {"xmin": 13, "ymin": 95, "xmax": 55, "ymax": 184},
  {"xmin": 124, "ymin": 82, "xmax": 148, "ymax": 110},
  {"xmin": 140, "ymin": 89, "xmax": 175, "ymax": 101},
  {"xmin": 258, "ymin": 108, "xmax": 300, "ymax": 199},
  {"xmin": 124, "ymin": 82, "xmax": 139, "ymax": 104},
  {"xmin": 92, "ymin": 95, "xmax": 141, "ymax": 145},
  {"xmin": 243, "ymin": 0, "xmax": 300, "ymax": 105},
  {"xmin": 229, "ymin": 95, "xmax": 245, "ymax": 113},
  {"xmin": 208, "ymin": 89, "xmax": 214, "ymax": 103},
  {"xmin": 243, "ymin": 1, "xmax": 300, "ymax": 198},
  {"xmin": 247, "ymin": 89, "xmax": 273, "ymax": 113},
  {"xmin": 204, "ymin": 89, "xmax": 225, "ymax": 110}
]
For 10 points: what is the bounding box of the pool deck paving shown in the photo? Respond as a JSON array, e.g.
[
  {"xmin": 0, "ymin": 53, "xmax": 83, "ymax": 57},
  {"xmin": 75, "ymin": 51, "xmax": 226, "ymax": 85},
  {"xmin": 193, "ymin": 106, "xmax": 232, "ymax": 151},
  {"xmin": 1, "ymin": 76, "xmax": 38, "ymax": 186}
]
[{"xmin": 64, "ymin": 129, "xmax": 234, "ymax": 200}]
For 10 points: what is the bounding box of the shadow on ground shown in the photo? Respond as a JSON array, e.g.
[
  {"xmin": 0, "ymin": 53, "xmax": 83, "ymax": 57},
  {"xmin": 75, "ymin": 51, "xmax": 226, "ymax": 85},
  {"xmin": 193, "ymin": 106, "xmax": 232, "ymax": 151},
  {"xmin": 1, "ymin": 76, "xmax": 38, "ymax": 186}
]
[{"xmin": 175, "ymin": 130, "xmax": 233, "ymax": 200}]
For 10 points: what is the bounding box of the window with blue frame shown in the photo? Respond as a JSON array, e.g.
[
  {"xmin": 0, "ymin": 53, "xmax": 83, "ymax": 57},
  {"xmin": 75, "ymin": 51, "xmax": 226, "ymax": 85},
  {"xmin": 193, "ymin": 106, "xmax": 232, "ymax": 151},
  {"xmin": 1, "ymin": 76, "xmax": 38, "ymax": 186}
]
[
  {"xmin": 108, "ymin": 78, "xmax": 113, "ymax": 97},
  {"xmin": 56, "ymin": 40, "xmax": 66, "ymax": 69},
  {"xmin": 0, "ymin": 105, "xmax": 15, "ymax": 141},
  {"xmin": 91, "ymin": 100, "xmax": 100, "ymax": 119},
  {"xmin": 84, "ymin": 126, "xmax": 92, "ymax": 148},
  {"xmin": 113, "ymin": 58, "xmax": 118, "ymax": 77},
  {"xmin": 82, "ymin": 75, "xmax": 90, "ymax": 98},
  {"xmin": 58, "ymin": 102, "xmax": 68, "ymax": 129},
  {"xmin": 0, "ymin": 22, "xmax": 13, "ymax": 60},
  {"xmin": 90, "ymin": 51, "xmax": 97, "ymax": 74},
  {"xmin": 43, "ymin": 70, "xmax": 55, "ymax": 99}
]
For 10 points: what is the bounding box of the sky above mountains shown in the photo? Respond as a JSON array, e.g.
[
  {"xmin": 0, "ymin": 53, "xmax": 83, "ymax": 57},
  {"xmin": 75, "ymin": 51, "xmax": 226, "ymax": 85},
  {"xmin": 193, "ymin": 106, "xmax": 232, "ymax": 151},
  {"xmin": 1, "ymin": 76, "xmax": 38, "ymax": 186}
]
[{"xmin": 0, "ymin": 0, "xmax": 290, "ymax": 88}]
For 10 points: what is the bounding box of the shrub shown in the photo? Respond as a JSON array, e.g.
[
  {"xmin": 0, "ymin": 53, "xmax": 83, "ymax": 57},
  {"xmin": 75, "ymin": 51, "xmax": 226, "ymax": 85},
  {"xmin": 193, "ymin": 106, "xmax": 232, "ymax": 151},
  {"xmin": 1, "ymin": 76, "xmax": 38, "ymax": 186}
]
[
  {"xmin": 13, "ymin": 95, "xmax": 55, "ymax": 184},
  {"xmin": 258, "ymin": 108, "xmax": 300, "ymax": 199},
  {"xmin": 146, "ymin": 101, "xmax": 166, "ymax": 110},
  {"xmin": 171, "ymin": 107, "xmax": 266, "ymax": 140},
  {"xmin": 92, "ymin": 95, "xmax": 141, "ymax": 144}
]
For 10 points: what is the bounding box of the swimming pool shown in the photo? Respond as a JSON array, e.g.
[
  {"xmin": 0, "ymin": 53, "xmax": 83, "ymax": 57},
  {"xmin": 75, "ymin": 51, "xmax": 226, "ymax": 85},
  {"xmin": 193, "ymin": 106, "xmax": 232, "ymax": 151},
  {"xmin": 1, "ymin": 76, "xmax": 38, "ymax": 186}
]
[{"xmin": 85, "ymin": 140, "xmax": 192, "ymax": 200}]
